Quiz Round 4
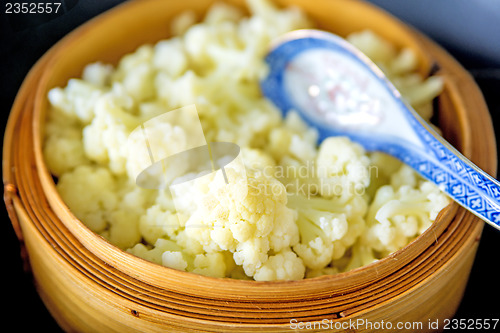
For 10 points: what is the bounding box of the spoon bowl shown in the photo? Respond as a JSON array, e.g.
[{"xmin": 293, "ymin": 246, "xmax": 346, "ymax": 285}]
[{"xmin": 261, "ymin": 29, "xmax": 500, "ymax": 231}]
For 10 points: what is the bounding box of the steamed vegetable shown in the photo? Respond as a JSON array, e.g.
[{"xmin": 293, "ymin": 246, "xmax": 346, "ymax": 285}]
[{"xmin": 44, "ymin": 0, "xmax": 449, "ymax": 281}]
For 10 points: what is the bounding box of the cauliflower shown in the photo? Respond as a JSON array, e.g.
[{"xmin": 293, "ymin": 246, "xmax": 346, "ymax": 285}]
[
  {"xmin": 131, "ymin": 208, "xmax": 237, "ymax": 278},
  {"xmin": 241, "ymin": 147, "xmax": 276, "ymax": 172},
  {"xmin": 342, "ymin": 241, "xmax": 378, "ymax": 272},
  {"xmin": 47, "ymin": 79, "xmax": 105, "ymax": 124},
  {"xmin": 204, "ymin": 2, "xmax": 244, "ymax": 25},
  {"xmin": 156, "ymin": 70, "xmax": 204, "ymax": 109},
  {"xmin": 128, "ymin": 238, "xmax": 183, "ymax": 265},
  {"xmin": 363, "ymin": 165, "xmax": 450, "ymax": 255},
  {"xmin": 253, "ymin": 249, "xmax": 305, "ymax": 281},
  {"xmin": 315, "ymin": 137, "xmax": 371, "ymax": 200},
  {"xmin": 162, "ymin": 251, "xmax": 189, "ymax": 271},
  {"xmin": 139, "ymin": 204, "xmax": 181, "ymax": 244},
  {"xmin": 293, "ymin": 237, "xmax": 334, "ymax": 270},
  {"xmin": 246, "ymin": 0, "xmax": 314, "ymax": 39},
  {"xmin": 267, "ymin": 111, "xmax": 318, "ymax": 163},
  {"xmin": 82, "ymin": 62, "xmax": 114, "ymax": 87},
  {"xmin": 180, "ymin": 166, "xmax": 302, "ymax": 279},
  {"xmin": 232, "ymin": 237, "xmax": 270, "ymax": 277},
  {"xmin": 289, "ymin": 193, "xmax": 367, "ymax": 270},
  {"xmin": 56, "ymin": 165, "xmax": 119, "ymax": 233},
  {"xmin": 192, "ymin": 252, "xmax": 233, "ymax": 278},
  {"xmin": 112, "ymin": 45, "xmax": 156, "ymax": 102},
  {"xmin": 44, "ymin": 0, "xmax": 447, "ymax": 281},
  {"xmin": 153, "ymin": 38, "xmax": 189, "ymax": 78},
  {"xmin": 43, "ymin": 108, "xmax": 90, "ymax": 176},
  {"xmin": 125, "ymin": 109, "xmax": 197, "ymax": 183},
  {"xmin": 365, "ymin": 152, "xmax": 402, "ymax": 200},
  {"xmin": 57, "ymin": 165, "xmax": 155, "ymax": 249},
  {"xmin": 266, "ymin": 111, "xmax": 320, "ymax": 197},
  {"xmin": 82, "ymin": 86, "xmax": 139, "ymax": 175},
  {"xmin": 347, "ymin": 30, "xmax": 396, "ymax": 68}
]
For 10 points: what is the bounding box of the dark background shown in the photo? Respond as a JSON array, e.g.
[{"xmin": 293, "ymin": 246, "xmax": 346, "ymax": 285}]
[{"xmin": 1, "ymin": 0, "xmax": 499, "ymax": 331}]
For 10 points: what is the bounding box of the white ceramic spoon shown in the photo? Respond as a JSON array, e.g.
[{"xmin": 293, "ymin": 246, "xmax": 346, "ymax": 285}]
[{"xmin": 261, "ymin": 29, "xmax": 500, "ymax": 231}]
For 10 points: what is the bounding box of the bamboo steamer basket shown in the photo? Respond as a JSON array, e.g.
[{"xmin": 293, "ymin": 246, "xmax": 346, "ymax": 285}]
[{"xmin": 3, "ymin": 0, "xmax": 497, "ymax": 332}]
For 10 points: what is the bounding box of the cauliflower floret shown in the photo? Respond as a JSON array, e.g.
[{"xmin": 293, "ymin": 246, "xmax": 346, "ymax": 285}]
[
  {"xmin": 289, "ymin": 193, "xmax": 367, "ymax": 270},
  {"xmin": 293, "ymin": 237, "xmax": 334, "ymax": 270},
  {"xmin": 233, "ymin": 237, "xmax": 270, "ymax": 276},
  {"xmin": 82, "ymin": 62, "xmax": 114, "ymax": 87},
  {"xmin": 191, "ymin": 252, "xmax": 227, "ymax": 278},
  {"xmin": 58, "ymin": 165, "xmax": 148, "ymax": 249},
  {"xmin": 139, "ymin": 204, "xmax": 181, "ymax": 244},
  {"xmin": 246, "ymin": 0, "xmax": 313, "ymax": 39},
  {"xmin": 127, "ymin": 238, "xmax": 182, "ymax": 265},
  {"xmin": 232, "ymin": 104, "xmax": 282, "ymax": 148},
  {"xmin": 365, "ymin": 152, "xmax": 401, "ymax": 200},
  {"xmin": 204, "ymin": 2, "xmax": 244, "ymax": 25},
  {"xmin": 398, "ymin": 76, "xmax": 443, "ymax": 107},
  {"xmin": 82, "ymin": 87, "xmax": 139, "ymax": 175},
  {"xmin": 267, "ymin": 203, "xmax": 300, "ymax": 252},
  {"xmin": 253, "ymin": 249, "xmax": 305, "ymax": 281},
  {"xmin": 43, "ymin": 108, "xmax": 90, "ymax": 176},
  {"xmin": 296, "ymin": 206, "xmax": 348, "ymax": 243},
  {"xmin": 112, "ymin": 45, "xmax": 155, "ymax": 102},
  {"xmin": 153, "ymin": 38, "xmax": 188, "ymax": 78},
  {"xmin": 162, "ymin": 251, "xmax": 189, "ymax": 271},
  {"xmin": 267, "ymin": 111, "xmax": 318, "ymax": 162},
  {"xmin": 175, "ymin": 229, "xmax": 205, "ymax": 256},
  {"xmin": 390, "ymin": 164, "xmax": 418, "ymax": 190},
  {"xmin": 266, "ymin": 111, "xmax": 320, "ymax": 196},
  {"xmin": 185, "ymin": 0, "xmax": 312, "ymax": 81},
  {"xmin": 44, "ymin": 132, "xmax": 89, "ymax": 176},
  {"xmin": 125, "ymin": 114, "xmax": 193, "ymax": 183},
  {"xmin": 171, "ymin": 10, "xmax": 197, "ymax": 36},
  {"xmin": 156, "ymin": 70, "xmax": 204, "ymax": 109},
  {"xmin": 105, "ymin": 209, "xmax": 142, "ymax": 249},
  {"xmin": 44, "ymin": 0, "xmax": 448, "ymax": 281},
  {"xmin": 101, "ymin": 182, "xmax": 152, "ymax": 249},
  {"xmin": 180, "ymin": 167, "xmax": 299, "ymax": 278},
  {"xmin": 183, "ymin": 24, "xmax": 217, "ymax": 68},
  {"xmin": 364, "ymin": 166, "xmax": 450, "ymax": 255},
  {"xmin": 343, "ymin": 241, "xmax": 378, "ymax": 272},
  {"xmin": 290, "ymin": 195, "xmax": 347, "ymax": 270},
  {"xmin": 184, "ymin": 20, "xmax": 265, "ymax": 81},
  {"xmin": 56, "ymin": 165, "xmax": 118, "ymax": 233},
  {"xmin": 347, "ymin": 30, "xmax": 396, "ymax": 67},
  {"xmin": 316, "ymin": 137, "xmax": 371, "ymax": 200},
  {"xmin": 48, "ymin": 79, "xmax": 105, "ymax": 124},
  {"xmin": 130, "ymin": 235, "xmax": 233, "ymax": 277},
  {"xmin": 240, "ymin": 147, "xmax": 277, "ymax": 184}
]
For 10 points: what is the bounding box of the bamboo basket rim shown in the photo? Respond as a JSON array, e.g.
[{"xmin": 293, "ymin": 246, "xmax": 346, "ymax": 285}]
[{"xmin": 4, "ymin": 0, "xmax": 497, "ymax": 315}]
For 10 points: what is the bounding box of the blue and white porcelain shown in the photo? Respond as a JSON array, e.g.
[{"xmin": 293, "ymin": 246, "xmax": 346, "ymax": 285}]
[{"xmin": 261, "ymin": 29, "xmax": 500, "ymax": 231}]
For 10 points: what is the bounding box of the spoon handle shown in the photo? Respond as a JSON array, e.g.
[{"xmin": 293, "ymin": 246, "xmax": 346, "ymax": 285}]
[{"xmin": 392, "ymin": 110, "xmax": 500, "ymax": 231}]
